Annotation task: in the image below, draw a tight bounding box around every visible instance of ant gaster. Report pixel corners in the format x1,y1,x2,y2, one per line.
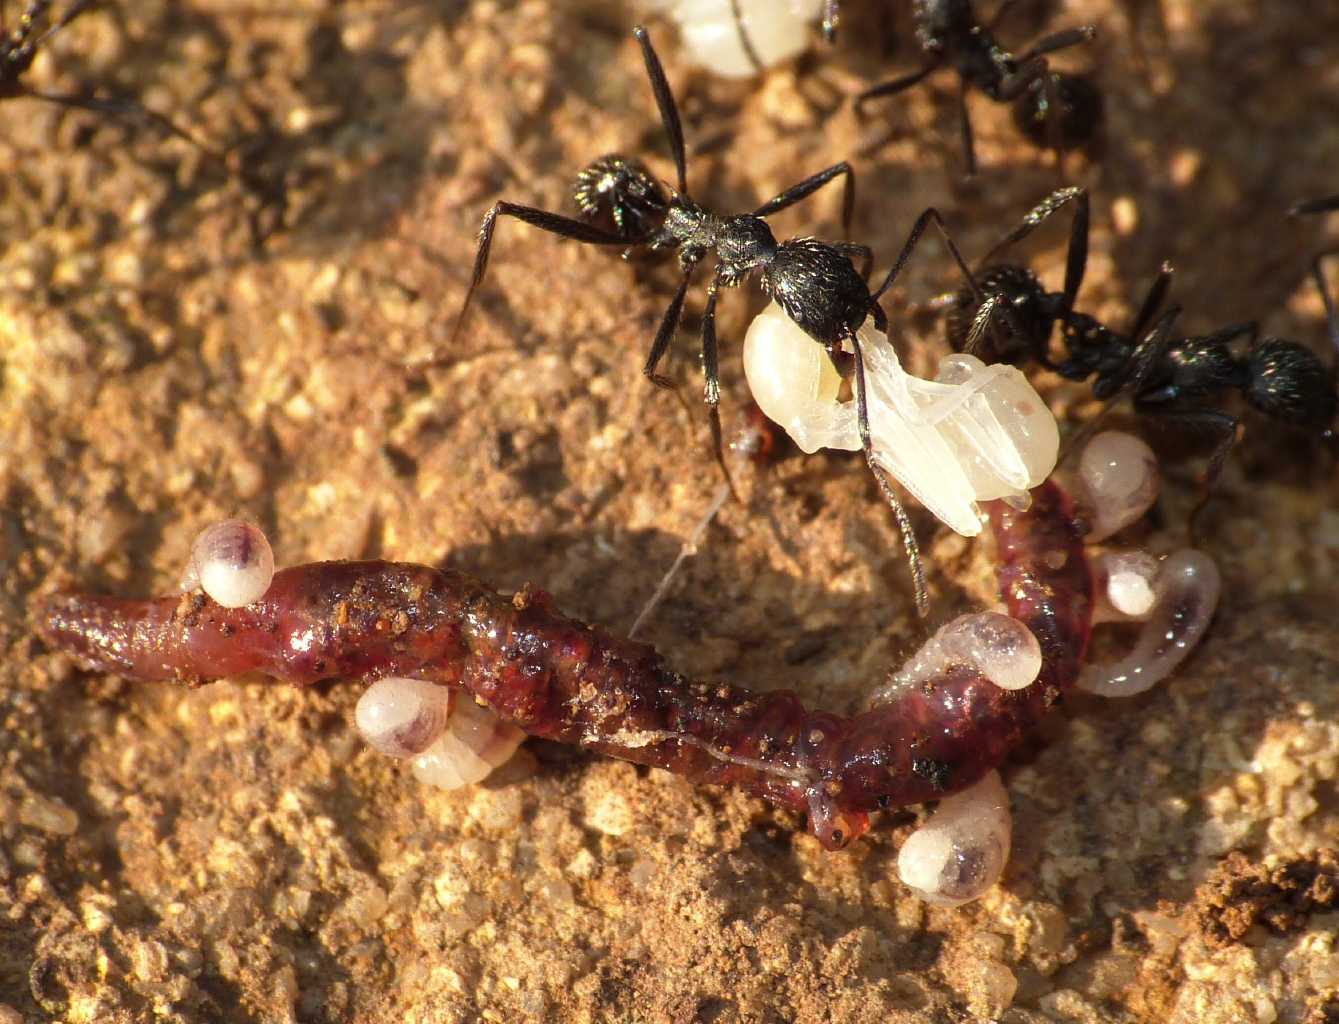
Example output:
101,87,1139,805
452,26,997,616
852,0,1099,175
938,187,1339,519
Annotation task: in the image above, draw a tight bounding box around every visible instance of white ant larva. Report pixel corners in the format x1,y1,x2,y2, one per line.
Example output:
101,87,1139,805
355,678,526,788
646,0,824,78
898,769,1012,907
742,300,1060,537
184,519,275,608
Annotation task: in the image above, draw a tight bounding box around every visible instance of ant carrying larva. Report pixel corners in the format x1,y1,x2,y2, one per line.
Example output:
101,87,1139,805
935,186,1339,523
452,24,1030,614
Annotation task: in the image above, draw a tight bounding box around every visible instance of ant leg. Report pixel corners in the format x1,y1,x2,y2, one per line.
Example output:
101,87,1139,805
988,0,1021,31
1308,250,1339,358
1290,194,1339,217
726,0,764,75
1198,321,1260,350
1041,72,1067,177
450,202,629,346
832,242,874,280
643,263,698,388
822,0,840,42
957,79,978,178
1139,408,1240,540
1015,25,1099,64
980,186,1090,316
753,161,857,237
871,206,980,306
849,328,929,618
1094,303,1183,401
853,58,943,113
699,274,739,497
634,27,689,194
1127,261,1175,343
22,89,225,159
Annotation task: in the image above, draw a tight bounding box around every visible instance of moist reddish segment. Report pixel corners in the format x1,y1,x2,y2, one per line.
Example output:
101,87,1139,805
36,481,1091,850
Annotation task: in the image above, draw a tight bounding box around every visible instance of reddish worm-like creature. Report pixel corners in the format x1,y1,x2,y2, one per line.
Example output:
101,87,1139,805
36,479,1091,850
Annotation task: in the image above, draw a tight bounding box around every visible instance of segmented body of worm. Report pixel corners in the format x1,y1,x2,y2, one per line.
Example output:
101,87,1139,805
37,480,1090,851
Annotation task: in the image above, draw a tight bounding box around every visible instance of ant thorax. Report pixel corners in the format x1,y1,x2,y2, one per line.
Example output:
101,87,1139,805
656,199,715,258
714,216,780,281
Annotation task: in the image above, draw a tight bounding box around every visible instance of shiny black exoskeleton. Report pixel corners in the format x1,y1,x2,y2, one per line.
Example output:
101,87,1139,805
853,0,1099,174
571,154,670,244
941,187,1339,502
454,26,993,615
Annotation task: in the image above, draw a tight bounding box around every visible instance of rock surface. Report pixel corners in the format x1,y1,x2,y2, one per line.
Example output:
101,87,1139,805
3,1,1339,1021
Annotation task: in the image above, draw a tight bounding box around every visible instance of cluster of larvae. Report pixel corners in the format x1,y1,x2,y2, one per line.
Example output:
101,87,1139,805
176,411,1218,905
183,522,525,790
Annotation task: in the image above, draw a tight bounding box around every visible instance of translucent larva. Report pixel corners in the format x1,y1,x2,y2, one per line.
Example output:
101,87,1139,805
186,519,275,608
898,770,1012,907
1075,431,1160,542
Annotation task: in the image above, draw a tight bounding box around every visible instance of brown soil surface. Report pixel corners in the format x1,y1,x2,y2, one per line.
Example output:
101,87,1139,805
3,1,1339,1021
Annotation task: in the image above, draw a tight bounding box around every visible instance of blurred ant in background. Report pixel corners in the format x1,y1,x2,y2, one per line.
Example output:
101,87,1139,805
850,0,1101,175
936,187,1339,522
2,0,286,244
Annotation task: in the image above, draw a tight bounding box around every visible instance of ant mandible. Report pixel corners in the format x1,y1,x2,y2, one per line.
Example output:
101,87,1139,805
936,187,1339,520
851,0,1099,176
452,25,997,615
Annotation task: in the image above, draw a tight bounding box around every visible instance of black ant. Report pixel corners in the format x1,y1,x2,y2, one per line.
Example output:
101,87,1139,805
452,26,999,615
935,187,1339,519
2,0,286,244
851,0,1099,176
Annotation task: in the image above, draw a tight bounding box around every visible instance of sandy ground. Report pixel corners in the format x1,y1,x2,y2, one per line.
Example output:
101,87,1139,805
3,0,1339,1021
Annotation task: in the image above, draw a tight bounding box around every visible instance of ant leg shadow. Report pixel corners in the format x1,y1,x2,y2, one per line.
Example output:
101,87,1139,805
1140,408,1240,543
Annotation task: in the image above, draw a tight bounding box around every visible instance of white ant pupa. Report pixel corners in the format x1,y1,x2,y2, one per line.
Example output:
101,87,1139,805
646,0,824,78
742,300,1060,537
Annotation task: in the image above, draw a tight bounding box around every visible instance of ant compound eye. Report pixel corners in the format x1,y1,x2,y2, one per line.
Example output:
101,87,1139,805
186,519,275,608
898,770,1011,906
660,0,823,78
742,302,859,454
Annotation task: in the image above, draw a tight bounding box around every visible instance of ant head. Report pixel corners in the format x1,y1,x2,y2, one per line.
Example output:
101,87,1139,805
1011,72,1104,150
572,155,670,244
717,215,778,273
